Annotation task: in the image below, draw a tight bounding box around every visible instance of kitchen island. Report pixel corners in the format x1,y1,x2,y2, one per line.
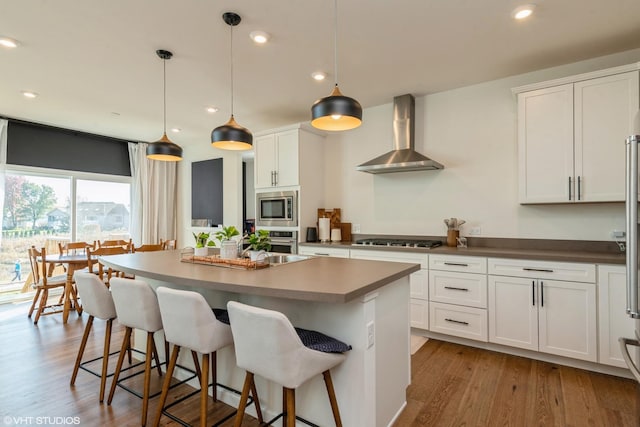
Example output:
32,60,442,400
101,250,420,427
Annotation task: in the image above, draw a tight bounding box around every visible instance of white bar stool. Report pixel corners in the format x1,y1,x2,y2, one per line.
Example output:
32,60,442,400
153,287,263,427
70,271,118,402
107,277,165,426
227,301,350,427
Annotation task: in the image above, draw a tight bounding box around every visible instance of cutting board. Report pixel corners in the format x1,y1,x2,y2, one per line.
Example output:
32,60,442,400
317,208,341,231
340,222,352,242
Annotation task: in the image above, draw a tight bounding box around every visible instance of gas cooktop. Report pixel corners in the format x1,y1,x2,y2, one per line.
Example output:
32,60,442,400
353,238,442,249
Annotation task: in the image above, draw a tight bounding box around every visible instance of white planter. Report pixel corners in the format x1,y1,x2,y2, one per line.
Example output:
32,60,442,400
220,241,238,259
248,250,267,262
194,247,208,256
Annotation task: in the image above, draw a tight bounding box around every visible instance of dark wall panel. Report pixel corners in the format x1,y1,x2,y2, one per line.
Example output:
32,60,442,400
191,158,223,226
7,120,131,176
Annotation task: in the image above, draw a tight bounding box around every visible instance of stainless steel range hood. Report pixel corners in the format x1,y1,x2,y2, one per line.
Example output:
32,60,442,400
356,94,444,174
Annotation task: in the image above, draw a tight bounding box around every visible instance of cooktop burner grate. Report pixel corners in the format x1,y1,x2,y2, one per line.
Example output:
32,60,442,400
354,238,442,248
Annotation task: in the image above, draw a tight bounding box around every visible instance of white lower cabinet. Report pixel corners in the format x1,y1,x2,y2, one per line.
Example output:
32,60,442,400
488,258,597,362
350,249,429,330
598,264,638,368
428,255,488,342
298,246,350,258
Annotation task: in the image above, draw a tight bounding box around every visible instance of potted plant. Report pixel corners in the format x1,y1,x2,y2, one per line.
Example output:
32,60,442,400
246,229,271,261
193,232,215,256
215,225,240,259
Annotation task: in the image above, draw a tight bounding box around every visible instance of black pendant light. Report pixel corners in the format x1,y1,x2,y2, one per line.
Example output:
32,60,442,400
146,49,183,161
211,12,253,151
311,0,362,131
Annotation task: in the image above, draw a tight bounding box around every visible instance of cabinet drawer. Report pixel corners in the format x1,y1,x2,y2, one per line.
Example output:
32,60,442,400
488,258,595,283
410,298,429,330
430,255,487,274
350,249,428,268
429,271,487,308
298,246,349,258
429,302,488,342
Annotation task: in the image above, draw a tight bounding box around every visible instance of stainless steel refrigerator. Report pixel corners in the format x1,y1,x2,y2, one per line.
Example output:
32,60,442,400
621,110,640,383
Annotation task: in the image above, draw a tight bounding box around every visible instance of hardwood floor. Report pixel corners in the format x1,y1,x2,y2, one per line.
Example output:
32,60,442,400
396,339,640,426
1,301,639,426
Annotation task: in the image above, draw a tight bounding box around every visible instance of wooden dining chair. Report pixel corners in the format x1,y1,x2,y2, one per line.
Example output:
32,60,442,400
133,243,163,252
98,239,132,252
87,246,129,284
160,239,177,250
59,241,95,256
27,246,68,324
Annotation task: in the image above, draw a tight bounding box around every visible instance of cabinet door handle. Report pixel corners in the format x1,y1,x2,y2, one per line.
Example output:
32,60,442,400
523,267,553,273
270,171,275,186
577,176,581,201
274,170,278,186
444,286,469,292
532,280,535,306
444,262,469,267
568,176,572,201
445,318,469,326
541,281,544,307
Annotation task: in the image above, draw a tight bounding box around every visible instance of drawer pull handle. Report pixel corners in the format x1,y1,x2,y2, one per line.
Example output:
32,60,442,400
523,268,554,273
445,318,469,326
314,253,330,256
444,286,469,292
444,262,469,267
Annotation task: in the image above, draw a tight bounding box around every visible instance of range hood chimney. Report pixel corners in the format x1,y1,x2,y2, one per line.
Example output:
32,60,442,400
356,94,444,174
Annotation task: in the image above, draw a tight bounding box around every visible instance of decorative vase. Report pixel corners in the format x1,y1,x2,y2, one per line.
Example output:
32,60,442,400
248,250,267,262
194,247,208,256
220,240,238,259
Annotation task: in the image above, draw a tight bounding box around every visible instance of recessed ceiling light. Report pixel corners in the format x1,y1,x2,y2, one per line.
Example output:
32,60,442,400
171,128,181,133
249,31,270,44
21,91,38,98
512,4,536,20
206,106,219,113
311,71,327,81
0,37,18,48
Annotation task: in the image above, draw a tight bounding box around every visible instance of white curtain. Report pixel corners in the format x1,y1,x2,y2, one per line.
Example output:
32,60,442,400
0,120,7,246
128,142,177,246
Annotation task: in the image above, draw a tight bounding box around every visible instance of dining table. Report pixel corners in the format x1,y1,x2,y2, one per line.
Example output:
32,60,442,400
42,253,95,323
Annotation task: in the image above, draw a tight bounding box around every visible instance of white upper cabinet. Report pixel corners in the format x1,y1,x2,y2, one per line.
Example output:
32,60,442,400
516,66,639,204
255,130,299,189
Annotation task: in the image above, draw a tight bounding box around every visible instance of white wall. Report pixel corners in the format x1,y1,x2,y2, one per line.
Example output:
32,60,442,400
324,49,640,241
177,144,244,247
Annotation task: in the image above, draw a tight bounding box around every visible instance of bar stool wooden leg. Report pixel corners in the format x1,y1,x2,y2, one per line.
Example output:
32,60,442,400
70,315,94,386
107,326,132,405
234,372,253,427
149,333,162,376
285,387,295,427
153,345,180,427
142,331,155,426
99,318,113,402
323,370,343,427
191,350,202,381
250,375,263,423
211,351,217,403
200,352,209,427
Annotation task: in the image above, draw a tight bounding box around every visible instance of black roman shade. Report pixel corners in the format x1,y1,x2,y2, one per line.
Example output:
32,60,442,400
7,120,131,176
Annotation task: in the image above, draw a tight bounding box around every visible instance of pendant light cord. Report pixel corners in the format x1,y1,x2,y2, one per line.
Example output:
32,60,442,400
163,57,167,134
333,0,338,87
230,22,235,117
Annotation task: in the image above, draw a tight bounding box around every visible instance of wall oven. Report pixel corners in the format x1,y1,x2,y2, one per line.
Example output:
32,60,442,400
243,230,298,254
256,191,298,227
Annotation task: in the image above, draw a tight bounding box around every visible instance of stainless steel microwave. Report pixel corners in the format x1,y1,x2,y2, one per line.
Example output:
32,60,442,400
256,191,298,227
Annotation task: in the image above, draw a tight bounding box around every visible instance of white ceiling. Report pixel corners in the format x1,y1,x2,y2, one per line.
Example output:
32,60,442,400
1,0,640,148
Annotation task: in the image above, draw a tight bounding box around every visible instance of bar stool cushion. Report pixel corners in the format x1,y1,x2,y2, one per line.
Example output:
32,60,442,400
109,278,163,333
74,272,116,320
227,301,348,390
295,328,352,353
156,287,233,355
212,308,230,325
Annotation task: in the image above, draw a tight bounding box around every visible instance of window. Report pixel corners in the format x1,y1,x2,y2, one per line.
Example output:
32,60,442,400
0,167,131,293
